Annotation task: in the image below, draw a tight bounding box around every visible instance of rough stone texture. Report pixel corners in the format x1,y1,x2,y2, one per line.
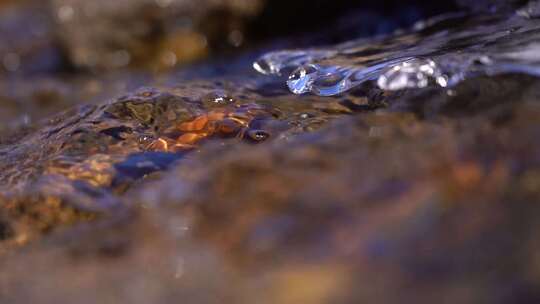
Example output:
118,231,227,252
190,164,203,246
0,72,539,303
0,74,380,249
1,2,540,304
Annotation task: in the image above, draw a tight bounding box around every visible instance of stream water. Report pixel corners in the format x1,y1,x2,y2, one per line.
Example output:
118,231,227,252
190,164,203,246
255,12,540,95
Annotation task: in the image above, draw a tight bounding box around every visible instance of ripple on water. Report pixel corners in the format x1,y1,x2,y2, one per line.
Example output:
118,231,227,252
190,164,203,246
254,12,540,96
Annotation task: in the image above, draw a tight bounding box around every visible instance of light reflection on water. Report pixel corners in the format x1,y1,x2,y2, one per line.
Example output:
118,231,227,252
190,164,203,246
255,12,540,95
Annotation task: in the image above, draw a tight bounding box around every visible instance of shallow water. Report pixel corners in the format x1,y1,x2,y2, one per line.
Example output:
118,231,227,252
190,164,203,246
254,12,540,95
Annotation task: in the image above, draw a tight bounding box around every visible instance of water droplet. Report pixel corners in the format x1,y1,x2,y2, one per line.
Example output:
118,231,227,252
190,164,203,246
246,130,270,143
287,64,319,94
287,64,359,96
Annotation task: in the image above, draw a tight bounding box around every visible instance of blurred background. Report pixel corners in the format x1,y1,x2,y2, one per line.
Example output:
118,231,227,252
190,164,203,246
0,0,480,75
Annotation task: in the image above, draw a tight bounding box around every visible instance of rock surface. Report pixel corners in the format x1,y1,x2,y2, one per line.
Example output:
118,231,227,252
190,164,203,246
1,1,540,304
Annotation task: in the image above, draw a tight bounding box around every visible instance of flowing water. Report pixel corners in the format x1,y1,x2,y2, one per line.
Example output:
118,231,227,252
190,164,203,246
254,12,540,95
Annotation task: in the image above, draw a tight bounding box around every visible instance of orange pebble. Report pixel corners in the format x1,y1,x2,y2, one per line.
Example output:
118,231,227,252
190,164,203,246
178,115,208,132
148,138,169,152
177,132,207,145
207,110,227,121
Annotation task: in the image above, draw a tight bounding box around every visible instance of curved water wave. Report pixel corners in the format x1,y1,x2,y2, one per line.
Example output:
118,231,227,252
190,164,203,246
254,12,540,96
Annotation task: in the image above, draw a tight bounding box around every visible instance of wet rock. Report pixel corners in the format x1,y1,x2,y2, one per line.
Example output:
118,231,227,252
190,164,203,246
0,4,540,304
127,75,540,303
0,76,366,247
1,72,540,302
